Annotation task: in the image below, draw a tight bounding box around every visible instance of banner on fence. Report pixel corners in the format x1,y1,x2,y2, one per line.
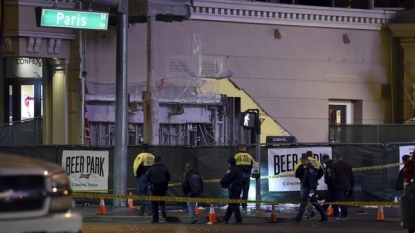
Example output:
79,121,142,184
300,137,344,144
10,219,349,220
267,147,332,191
62,150,109,192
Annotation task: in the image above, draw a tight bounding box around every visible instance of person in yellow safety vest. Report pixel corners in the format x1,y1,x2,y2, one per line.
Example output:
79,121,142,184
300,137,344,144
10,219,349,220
133,144,155,216
233,144,256,211
294,151,324,218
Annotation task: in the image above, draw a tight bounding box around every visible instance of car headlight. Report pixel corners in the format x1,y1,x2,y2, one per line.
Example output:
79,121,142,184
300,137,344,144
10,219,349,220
50,172,70,195
49,172,73,212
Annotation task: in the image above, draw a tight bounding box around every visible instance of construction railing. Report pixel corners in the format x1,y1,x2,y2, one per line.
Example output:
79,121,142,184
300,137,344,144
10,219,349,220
329,124,415,144
0,117,43,146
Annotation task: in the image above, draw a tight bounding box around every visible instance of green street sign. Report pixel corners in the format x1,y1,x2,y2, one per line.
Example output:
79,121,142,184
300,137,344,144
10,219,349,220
35,8,109,31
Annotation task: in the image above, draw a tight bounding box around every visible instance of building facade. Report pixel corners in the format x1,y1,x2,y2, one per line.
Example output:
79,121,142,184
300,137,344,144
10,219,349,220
1,0,414,145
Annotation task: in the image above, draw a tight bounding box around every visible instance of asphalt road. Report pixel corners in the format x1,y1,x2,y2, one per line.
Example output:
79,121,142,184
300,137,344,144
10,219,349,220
83,221,406,233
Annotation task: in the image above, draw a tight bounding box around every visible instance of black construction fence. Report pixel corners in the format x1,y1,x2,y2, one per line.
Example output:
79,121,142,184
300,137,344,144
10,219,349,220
0,143,410,206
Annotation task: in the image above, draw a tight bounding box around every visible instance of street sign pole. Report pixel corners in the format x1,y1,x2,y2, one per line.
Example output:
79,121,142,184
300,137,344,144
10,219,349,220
77,0,128,208
112,5,128,208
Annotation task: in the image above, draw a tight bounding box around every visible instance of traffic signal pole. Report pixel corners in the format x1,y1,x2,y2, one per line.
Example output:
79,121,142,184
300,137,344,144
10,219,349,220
242,109,261,211
254,110,261,211
256,130,261,211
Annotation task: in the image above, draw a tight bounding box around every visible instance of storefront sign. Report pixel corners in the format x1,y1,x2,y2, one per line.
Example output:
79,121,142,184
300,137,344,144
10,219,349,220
266,136,297,144
62,150,109,192
267,147,332,191
5,57,43,78
36,8,109,30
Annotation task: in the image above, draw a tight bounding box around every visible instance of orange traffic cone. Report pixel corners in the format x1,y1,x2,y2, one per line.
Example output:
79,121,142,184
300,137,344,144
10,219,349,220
128,192,134,209
97,197,109,215
268,204,277,223
376,206,385,221
195,202,200,215
207,203,217,224
327,205,333,215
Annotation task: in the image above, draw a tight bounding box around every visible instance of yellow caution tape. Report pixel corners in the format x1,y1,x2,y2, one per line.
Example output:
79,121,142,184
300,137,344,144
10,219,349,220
72,192,398,206
256,162,403,180
351,162,402,172
73,162,403,192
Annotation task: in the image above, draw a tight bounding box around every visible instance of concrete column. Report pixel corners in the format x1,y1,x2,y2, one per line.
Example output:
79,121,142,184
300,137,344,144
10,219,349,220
51,69,68,144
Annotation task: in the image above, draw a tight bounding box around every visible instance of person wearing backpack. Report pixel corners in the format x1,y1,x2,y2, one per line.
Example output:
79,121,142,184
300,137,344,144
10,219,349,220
181,163,204,224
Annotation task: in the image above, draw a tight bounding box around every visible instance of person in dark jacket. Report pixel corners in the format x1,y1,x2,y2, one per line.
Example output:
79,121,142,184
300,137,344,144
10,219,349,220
321,154,339,217
331,154,354,221
294,151,323,217
220,157,243,224
182,163,204,224
403,153,415,187
292,156,328,223
145,156,171,223
397,155,411,201
233,144,256,211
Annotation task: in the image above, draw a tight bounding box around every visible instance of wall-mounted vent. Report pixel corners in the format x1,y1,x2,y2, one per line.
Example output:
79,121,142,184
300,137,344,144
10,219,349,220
200,56,223,77
168,58,188,73
166,55,224,78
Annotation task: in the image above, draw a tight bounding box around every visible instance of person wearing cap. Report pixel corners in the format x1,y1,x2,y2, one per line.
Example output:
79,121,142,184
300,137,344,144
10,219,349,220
181,163,204,224
220,157,244,224
133,144,155,216
146,156,171,223
233,144,256,211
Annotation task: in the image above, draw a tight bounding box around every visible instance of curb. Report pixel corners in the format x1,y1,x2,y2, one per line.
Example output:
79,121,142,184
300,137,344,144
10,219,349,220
82,215,292,224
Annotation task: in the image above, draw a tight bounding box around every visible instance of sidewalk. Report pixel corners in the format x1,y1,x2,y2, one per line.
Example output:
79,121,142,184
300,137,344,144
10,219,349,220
77,204,401,224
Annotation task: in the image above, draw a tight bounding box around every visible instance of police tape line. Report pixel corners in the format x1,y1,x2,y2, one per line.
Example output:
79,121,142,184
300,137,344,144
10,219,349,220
72,192,398,206
166,162,404,187
73,162,403,192
351,162,402,172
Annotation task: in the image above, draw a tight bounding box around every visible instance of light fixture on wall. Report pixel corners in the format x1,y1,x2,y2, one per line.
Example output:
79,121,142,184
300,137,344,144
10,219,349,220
49,58,65,71
274,29,286,39
343,34,354,44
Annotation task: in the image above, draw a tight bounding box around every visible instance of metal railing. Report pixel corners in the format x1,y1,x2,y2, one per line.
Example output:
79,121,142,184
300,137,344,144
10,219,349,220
2,120,415,146
0,117,43,146
257,0,407,9
329,124,415,144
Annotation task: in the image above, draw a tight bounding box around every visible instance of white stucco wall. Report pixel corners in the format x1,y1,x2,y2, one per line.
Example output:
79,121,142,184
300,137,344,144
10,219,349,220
85,18,392,142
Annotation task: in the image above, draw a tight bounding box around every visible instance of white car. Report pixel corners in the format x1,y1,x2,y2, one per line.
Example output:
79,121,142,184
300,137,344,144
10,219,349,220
0,153,82,233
